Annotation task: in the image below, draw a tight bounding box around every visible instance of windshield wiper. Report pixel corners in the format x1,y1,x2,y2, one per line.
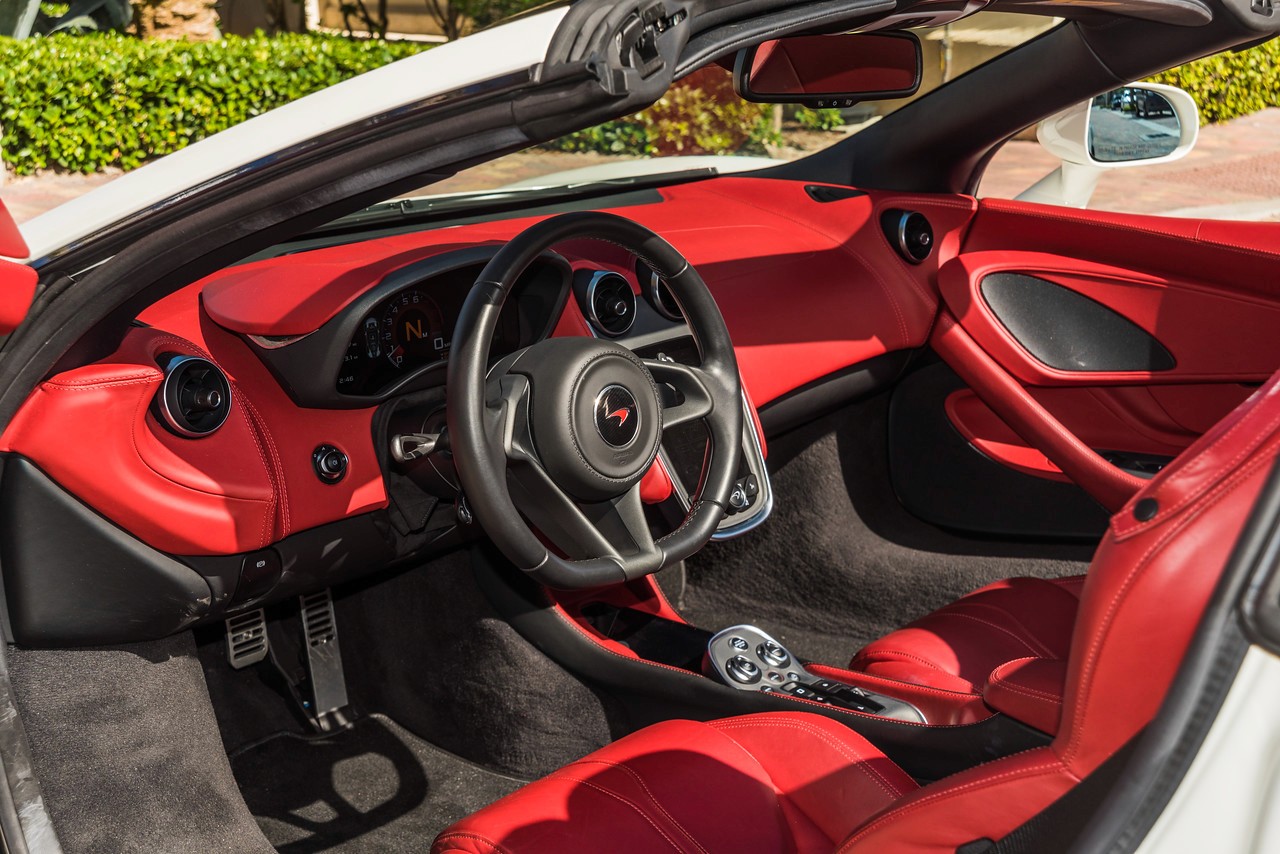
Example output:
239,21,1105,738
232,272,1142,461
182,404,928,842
312,167,719,233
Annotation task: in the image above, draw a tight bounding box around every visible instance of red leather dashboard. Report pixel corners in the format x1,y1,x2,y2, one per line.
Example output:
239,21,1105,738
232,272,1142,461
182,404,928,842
0,177,951,555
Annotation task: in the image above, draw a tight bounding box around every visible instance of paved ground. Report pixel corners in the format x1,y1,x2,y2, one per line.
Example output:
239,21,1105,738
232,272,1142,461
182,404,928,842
5,108,1280,224
979,108,1280,221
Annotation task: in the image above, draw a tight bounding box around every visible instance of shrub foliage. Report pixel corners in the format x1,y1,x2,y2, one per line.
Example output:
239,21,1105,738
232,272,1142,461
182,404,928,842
548,67,779,158
3,32,1276,176
0,32,426,175
1146,40,1280,125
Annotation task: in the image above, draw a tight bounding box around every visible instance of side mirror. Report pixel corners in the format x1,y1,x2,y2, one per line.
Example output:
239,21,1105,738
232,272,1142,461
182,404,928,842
1016,82,1199,208
733,32,922,108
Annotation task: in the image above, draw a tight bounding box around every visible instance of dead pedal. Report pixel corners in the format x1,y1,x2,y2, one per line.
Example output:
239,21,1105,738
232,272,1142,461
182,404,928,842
225,608,269,669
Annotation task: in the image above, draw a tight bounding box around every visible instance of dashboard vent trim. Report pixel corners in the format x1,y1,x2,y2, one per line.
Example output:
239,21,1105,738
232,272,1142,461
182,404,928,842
153,354,232,438
584,270,637,337
881,209,934,264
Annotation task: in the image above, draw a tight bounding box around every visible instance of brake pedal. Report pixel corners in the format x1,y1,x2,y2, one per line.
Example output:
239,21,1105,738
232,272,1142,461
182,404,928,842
299,589,351,732
225,609,269,669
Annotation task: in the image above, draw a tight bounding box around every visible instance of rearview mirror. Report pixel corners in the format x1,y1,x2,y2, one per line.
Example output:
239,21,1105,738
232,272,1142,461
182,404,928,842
733,32,923,108
1017,82,1199,209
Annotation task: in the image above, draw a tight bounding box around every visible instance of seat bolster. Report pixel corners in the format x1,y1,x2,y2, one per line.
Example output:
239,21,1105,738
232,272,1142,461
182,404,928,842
708,713,918,847
838,747,1076,853
849,576,1083,693
983,657,1068,735
433,714,916,854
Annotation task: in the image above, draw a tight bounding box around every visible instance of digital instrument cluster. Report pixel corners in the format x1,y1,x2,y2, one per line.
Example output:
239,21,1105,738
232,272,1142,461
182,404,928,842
333,257,564,398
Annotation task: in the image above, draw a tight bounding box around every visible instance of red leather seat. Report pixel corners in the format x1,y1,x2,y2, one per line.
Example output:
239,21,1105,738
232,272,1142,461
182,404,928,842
434,370,1280,854
849,574,1083,695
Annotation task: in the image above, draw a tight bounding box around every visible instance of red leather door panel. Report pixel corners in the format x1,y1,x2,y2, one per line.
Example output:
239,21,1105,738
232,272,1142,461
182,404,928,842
939,199,1280,498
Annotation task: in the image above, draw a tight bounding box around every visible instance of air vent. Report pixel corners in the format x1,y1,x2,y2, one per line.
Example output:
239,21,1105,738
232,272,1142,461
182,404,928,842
585,271,637,337
637,260,683,321
882,210,934,264
153,354,232,438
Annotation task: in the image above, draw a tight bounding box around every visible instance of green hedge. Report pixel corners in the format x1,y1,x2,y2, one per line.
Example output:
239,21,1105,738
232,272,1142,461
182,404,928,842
1147,40,1280,125
547,67,779,159
0,32,427,175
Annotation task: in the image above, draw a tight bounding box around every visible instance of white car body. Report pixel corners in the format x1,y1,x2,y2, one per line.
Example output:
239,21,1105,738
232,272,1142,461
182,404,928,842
14,6,570,264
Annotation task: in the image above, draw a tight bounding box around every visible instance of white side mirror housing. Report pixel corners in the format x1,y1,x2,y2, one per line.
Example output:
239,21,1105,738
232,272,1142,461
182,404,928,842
1016,82,1199,208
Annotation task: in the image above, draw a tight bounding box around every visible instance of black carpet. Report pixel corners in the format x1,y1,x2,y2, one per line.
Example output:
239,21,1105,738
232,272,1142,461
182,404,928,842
333,550,624,778
7,634,276,854
678,393,1097,667
232,714,524,853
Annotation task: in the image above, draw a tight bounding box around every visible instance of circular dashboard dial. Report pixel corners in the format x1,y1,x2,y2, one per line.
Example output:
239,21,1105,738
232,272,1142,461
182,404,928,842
381,289,446,370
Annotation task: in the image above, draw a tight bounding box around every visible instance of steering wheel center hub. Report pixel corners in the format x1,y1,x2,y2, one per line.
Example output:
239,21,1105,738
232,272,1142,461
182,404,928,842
518,338,662,501
594,384,641,448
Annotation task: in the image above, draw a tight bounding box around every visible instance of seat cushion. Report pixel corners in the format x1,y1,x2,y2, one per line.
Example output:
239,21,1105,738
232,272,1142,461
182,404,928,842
431,712,918,854
848,575,1084,695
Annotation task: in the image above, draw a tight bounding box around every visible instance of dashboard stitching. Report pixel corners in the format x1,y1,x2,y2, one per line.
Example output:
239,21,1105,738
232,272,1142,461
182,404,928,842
239,393,290,539
148,334,278,545
109,375,273,513
42,376,159,392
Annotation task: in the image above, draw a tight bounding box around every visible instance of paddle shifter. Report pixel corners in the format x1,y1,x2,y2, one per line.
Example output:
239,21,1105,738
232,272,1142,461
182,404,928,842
707,625,925,723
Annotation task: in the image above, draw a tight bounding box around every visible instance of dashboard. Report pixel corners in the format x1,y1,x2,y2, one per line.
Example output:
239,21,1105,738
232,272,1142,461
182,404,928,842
233,247,571,407
0,176,962,646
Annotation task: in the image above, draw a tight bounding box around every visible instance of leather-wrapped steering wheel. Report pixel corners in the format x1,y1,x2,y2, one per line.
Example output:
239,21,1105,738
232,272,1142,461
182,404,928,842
447,212,743,589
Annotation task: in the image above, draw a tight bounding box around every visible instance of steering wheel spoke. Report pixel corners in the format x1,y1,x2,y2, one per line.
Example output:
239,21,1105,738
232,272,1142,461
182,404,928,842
644,358,716,429
489,370,660,574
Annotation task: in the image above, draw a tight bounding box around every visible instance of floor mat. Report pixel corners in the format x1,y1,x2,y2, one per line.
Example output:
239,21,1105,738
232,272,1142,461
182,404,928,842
679,393,1095,667
230,714,525,853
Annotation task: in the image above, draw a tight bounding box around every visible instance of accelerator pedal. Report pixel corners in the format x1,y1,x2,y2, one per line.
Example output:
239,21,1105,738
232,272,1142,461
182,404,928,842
299,589,352,732
225,608,269,669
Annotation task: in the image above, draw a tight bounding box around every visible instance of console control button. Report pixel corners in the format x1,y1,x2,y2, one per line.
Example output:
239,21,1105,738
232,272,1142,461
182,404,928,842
743,474,759,497
757,641,790,668
729,636,749,651
726,656,762,684
728,485,749,512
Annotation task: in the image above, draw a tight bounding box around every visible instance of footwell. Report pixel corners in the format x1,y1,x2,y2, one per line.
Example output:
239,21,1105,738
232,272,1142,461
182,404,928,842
230,713,525,852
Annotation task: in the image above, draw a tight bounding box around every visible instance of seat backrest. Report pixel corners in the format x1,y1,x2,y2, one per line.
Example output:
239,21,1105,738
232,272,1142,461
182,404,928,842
843,370,1280,852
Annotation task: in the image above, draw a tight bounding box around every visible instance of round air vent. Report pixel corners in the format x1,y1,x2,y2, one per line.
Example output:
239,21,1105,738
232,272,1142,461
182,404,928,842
585,271,636,337
153,354,232,438
637,260,683,322
884,210,934,264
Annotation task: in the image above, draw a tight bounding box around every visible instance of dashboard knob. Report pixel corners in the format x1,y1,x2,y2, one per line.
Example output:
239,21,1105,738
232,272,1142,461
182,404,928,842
313,445,348,484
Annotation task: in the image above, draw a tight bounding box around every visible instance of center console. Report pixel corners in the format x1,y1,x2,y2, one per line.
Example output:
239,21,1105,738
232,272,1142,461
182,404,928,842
706,625,924,722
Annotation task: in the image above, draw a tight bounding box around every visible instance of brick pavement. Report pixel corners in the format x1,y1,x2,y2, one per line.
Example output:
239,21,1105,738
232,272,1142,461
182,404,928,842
4,109,1280,225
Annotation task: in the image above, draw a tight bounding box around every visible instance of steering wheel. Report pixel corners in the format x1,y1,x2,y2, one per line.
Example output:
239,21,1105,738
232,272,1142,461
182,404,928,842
447,212,743,589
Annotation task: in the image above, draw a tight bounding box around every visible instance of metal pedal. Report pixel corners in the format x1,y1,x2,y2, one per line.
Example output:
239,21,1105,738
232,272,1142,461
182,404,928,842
225,608,269,669
299,589,351,732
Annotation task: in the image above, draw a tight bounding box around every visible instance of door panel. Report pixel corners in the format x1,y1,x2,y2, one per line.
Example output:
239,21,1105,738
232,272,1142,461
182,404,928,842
938,251,1280,386
922,199,1280,523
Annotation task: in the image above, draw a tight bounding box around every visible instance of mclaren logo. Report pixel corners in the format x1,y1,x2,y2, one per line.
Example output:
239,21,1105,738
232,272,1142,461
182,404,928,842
594,385,640,448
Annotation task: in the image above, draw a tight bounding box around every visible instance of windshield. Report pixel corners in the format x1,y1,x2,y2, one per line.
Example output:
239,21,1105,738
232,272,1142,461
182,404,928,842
378,12,1059,209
